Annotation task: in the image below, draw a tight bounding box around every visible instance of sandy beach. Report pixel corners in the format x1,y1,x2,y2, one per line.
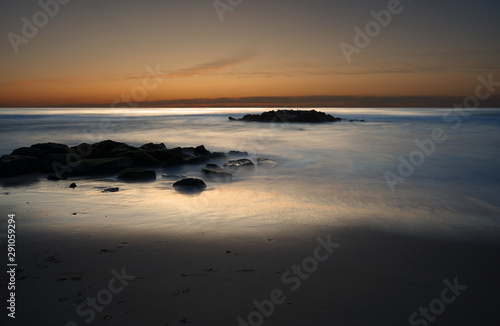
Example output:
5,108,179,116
1,179,500,325
2,218,500,325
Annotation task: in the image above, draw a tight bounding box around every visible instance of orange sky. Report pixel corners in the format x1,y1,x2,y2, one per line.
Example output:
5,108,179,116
1,0,499,107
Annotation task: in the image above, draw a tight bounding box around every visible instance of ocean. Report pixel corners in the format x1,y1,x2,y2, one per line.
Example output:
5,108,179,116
1,107,499,243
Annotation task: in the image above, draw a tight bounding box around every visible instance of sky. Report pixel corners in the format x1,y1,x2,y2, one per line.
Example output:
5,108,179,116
0,0,499,108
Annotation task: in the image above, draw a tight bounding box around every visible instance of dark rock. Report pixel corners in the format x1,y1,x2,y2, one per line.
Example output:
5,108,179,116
89,140,137,159
228,151,248,157
209,152,228,159
0,155,41,178
183,155,210,165
69,183,77,188
181,147,195,156
41,154,71,172
229,109,341,123
201,164,232,182
117,168,156,182
102,187,119,193
69,143,93,158
11,142,70,159
194,145,210,156
132,150,162,167
257,158,278,167
140,143,167,151
47,174,67,181
148,147,183,162
72,157,134,176
223,159,255,169
163,155,184,167
173,178,207,190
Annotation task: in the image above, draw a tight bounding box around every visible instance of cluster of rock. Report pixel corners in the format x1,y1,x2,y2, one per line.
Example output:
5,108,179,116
228,109,342,123
0,140,277,191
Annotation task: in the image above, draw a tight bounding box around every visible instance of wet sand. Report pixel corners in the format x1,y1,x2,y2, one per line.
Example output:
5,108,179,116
1,214,499,326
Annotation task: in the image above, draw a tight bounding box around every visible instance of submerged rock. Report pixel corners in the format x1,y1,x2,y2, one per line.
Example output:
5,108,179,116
257,158,278,167
173,178,207,190
229,110,341,123
69,183,77,188
201,164,232,182
117,168,156,182
102,187,119,193
223,159,255,169
228,150,248,157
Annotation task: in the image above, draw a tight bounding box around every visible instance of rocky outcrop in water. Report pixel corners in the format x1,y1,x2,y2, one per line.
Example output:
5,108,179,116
0,141,276,183
228,109,342,123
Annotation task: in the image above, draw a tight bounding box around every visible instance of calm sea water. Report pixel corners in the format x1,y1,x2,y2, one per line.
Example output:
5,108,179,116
0,108,499,242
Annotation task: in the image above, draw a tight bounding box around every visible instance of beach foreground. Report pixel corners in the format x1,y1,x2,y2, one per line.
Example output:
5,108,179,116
1,215,499,326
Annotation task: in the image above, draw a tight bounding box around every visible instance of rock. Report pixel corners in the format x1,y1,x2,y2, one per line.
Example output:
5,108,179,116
201,164,232,182
194,145,210,156
173,178,207,190
72,157,134,176
183,155,210,165
229,109,341,123
0,155,41,178
47,174,67,181
102,187,119,193
140,143,167,151
257,158,278,167
40,154,70,172
89,140,137,158
132,150,162,167
163,154,184,167
11,142,70,159
69,143,93,158
69,183,77,188
148,147,183,162
117,168,156,182
209,152,228,159
228,150,248,157
223,159,255,169
181,147,195,156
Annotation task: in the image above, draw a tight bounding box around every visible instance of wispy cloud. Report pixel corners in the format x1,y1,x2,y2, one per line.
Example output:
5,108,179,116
0,52,256,88
158,52,255,78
